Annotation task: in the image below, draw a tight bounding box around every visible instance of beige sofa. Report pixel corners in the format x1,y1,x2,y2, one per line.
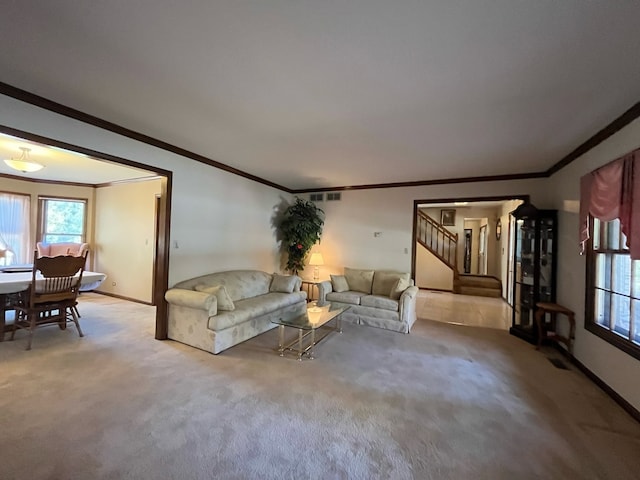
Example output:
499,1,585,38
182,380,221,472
165,270,307,354
317,268,418,333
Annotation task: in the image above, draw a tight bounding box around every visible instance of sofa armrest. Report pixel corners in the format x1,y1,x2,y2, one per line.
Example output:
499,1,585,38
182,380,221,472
165,288,218,316
399,286,419,332
316,280,333,305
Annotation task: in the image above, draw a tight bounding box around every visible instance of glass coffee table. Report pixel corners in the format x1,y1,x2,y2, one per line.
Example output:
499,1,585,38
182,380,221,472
272,302,349,360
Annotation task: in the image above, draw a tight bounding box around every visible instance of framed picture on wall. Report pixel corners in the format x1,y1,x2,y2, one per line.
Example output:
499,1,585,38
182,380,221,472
441,209,456,226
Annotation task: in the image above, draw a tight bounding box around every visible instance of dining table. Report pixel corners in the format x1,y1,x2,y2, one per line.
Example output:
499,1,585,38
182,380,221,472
0,266,107,341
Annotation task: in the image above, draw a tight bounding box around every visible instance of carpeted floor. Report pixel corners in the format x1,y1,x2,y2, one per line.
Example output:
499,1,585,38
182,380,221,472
1,293,639,479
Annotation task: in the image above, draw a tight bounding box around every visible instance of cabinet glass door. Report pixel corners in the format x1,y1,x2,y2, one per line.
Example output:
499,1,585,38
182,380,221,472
514,218,536,330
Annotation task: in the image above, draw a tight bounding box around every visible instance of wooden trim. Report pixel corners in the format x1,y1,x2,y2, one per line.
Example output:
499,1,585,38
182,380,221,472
584,217,640,360
418,287,453,293
411,203,418,280
0,82,292,193
0,124,172,341
293,173,547,194
412,195,528,296
547,101,640,176
0,124,173,178
414,194,530,206
93,290,154,306
0,189,31,198
95,176,164,188
552,345,640,424
3,83,638,190
0,172,95,188
154,176,171,339
37,195,89,244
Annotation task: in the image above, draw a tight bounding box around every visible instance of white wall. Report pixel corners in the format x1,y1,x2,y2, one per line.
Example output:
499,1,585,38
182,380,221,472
315,179,546,278
498,199,524,299
415,243,453,290
94,180,162,303
0,94,290,287
548,117,640,412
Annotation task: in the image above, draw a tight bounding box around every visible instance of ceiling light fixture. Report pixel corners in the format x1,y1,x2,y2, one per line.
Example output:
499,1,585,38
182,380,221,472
4,147,44,173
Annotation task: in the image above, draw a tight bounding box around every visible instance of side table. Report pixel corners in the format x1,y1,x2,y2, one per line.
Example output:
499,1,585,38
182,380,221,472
535,302,576,355
299,278,329,303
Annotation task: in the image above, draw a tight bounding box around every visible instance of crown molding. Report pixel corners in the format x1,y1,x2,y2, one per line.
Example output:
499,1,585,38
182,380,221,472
0,172,95,188
292,172,548,194
2,81,638,192
0,81,292,193
546,101,640,176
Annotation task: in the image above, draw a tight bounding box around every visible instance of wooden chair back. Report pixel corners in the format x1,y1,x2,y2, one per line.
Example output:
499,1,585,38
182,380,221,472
28,250,88,306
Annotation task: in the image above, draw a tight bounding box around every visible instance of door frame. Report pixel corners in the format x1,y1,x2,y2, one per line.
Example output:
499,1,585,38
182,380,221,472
412,195,529,286
0,125,173,340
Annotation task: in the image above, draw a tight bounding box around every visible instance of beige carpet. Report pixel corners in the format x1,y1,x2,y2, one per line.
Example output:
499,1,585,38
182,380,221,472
1,293,639,480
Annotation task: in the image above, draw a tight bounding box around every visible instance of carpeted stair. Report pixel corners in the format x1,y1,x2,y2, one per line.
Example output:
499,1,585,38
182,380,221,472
456,274,502,297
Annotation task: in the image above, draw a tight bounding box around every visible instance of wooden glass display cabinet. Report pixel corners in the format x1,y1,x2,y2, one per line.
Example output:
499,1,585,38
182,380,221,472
510,203,558,344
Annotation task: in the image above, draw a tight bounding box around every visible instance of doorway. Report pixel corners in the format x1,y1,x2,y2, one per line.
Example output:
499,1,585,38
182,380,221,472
0,125,172,339
412,195,528,296
463,228,472,274
479,224,487,275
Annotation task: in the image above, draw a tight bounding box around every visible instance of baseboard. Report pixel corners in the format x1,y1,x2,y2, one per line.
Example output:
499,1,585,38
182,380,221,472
92,290,154,306
552,344,640,423
418,287,453,293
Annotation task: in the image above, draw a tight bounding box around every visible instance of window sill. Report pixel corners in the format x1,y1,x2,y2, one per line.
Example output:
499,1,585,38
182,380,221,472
585,322,640,361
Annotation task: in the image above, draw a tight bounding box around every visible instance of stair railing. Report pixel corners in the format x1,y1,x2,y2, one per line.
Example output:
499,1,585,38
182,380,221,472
416,211,458,272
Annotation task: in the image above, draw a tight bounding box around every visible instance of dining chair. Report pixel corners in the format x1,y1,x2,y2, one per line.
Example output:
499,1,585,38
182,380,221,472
11,250,88,350
37,242,90,319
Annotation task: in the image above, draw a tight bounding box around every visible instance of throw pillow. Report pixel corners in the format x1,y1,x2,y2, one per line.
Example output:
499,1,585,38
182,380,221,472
195,284,235,311
331,274,349,293
390,278,411,300
372,271,411,296
344,267,375,294
270,274,298,293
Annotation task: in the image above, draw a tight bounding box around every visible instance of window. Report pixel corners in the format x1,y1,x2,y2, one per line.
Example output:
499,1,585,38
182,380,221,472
0,192,31,264
38,197,87,244
586,217,640,359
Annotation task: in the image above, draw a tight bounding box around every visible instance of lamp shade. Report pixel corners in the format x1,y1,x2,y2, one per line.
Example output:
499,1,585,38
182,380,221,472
308,252,324,266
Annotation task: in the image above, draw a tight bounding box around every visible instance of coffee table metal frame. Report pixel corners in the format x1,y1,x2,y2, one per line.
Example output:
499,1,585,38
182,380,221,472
273,303,348,360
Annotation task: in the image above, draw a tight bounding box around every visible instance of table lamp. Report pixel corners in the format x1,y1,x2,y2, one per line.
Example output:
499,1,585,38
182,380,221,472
308,252,324,280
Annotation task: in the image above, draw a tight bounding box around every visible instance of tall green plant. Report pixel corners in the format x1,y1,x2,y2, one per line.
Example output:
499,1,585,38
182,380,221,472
279,198,325,274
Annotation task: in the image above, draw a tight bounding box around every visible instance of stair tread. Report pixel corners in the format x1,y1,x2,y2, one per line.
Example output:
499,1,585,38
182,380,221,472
458,285,502,298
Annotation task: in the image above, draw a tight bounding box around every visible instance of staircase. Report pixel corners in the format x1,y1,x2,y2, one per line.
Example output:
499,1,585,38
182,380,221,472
456,274,502,298
416,211,460,289
415,211,503,298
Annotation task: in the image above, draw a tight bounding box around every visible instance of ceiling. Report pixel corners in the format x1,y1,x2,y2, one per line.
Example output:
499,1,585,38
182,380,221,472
1,1,639,190
0,133,155,184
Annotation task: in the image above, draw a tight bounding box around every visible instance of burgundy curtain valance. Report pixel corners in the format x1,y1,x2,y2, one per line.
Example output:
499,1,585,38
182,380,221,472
579,148,640,259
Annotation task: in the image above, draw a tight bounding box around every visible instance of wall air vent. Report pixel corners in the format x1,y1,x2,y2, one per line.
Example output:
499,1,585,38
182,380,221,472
327,192,341,201
310,193,324,202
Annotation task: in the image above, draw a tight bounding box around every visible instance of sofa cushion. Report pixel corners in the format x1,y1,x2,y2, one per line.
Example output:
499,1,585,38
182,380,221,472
174,270,273,301
390,277,412,300
326,291,366,305
360,295,400,312
344,267,374,294
195,284,235,311
270,274,298,293
208,291,306,330
372,271,411,297
330,275,349,293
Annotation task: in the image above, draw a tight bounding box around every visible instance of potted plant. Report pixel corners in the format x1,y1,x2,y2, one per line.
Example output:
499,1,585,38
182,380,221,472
278,198,325,275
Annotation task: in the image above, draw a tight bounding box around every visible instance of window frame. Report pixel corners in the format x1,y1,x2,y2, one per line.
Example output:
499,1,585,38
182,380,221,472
585,216,640,360
37,195,88,245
